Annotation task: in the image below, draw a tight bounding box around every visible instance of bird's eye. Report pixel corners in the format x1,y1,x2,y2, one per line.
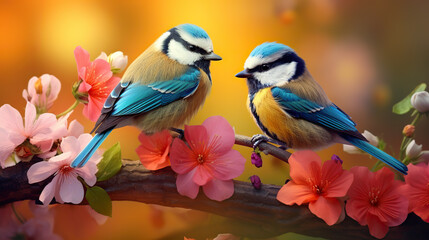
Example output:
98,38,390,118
188,45,196,51
261,64,270,71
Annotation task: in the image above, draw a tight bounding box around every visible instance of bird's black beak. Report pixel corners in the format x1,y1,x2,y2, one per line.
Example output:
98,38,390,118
235,70,252,78
204,52,222,61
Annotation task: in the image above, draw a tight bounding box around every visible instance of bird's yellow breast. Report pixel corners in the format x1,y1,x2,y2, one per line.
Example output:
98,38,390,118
251,87,333,149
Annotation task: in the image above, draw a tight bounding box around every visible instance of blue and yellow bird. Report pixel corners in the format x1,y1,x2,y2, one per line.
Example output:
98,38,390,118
235,42,407,174
71,24,221,168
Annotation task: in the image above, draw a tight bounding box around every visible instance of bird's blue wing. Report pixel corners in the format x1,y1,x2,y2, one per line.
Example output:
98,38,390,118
112,68,200,116
271,87,365,140
92,67,200,133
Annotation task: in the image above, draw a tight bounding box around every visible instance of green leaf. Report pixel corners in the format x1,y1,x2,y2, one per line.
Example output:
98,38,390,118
392,83,426,115
85,186,112,217
96,143,122,181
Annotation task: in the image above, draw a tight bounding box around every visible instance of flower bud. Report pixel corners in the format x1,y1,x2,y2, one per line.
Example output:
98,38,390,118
251,152,262,168
343,130,379,154
22,74,61,113
250,175,261,190
402,125,415,138
411,91,429,113
331,154,343,164
108,51,128,73
362,130,379,147
406,140,422,159
97,51,128,73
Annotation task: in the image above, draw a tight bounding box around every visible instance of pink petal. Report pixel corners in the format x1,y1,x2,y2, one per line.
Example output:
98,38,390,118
367,214,389,239
30,112,57,136
176,169,200,199
49,111,72,140
61,136,81,158
48,152,72,163
405,163,429,189
27,161,59,184
277,181,317,205
309,196,342,226
345,198,370,225
202,179,234,201
0,104,24,136
41,74,61,107
78,80,92,93
413,205,429,223
75,161,98,186
77,134,94,150
170,138,197,174
84,95,103,122
59,174,85,204
30,135,53,153
26,76,38,98
68,120,84,138
184,125,209,152
202,116,235,154
289,151,322,185
137,130,172,170
39,175,58,205
209,149,245,180
322,160,354,198
90,59,113,84
74,46,91,75
24,102,37,135
192,165,212,186
0,129,17,168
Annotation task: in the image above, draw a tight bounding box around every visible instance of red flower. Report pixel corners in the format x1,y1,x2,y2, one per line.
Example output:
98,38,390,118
136,130,172,170
346,167,408,239
276,151,353,225
170,116,245,201
400,163,429,222
74,46,120,122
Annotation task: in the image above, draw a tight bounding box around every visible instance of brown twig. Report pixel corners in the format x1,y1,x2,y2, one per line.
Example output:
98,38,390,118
0,135,427,239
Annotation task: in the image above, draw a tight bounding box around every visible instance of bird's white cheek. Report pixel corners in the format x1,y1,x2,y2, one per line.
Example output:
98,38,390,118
254,62,297,86
168,40,201,65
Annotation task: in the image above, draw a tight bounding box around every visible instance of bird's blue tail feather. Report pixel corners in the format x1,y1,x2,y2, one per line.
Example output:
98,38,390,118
71,129,113,168
342,135,408,174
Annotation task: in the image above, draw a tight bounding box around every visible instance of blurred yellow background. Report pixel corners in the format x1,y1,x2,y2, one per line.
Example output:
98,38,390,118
1,0,428,239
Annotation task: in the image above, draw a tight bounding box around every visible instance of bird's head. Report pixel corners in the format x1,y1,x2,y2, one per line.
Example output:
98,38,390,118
236,42,305,92
156,24,222,69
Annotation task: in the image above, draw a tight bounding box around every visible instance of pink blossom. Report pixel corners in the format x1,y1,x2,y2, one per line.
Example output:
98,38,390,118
277,151,353,225
346,167,408,239
22,74,61,113
0,202,61,240
74,46,120,122
400,163,429,222
0,102,57,168
170,116,245,201
27,134,101,205
136,130,172,170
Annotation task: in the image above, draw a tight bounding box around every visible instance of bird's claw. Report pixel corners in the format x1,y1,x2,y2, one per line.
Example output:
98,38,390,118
251,134,270,149
170,128,185,139
251,134,288,150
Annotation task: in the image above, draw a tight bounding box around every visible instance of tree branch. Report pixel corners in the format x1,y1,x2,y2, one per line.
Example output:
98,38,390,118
0,135,427,239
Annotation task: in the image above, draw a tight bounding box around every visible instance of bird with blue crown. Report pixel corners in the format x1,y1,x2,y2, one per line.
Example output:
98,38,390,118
71,23,221,168
236,42,407,174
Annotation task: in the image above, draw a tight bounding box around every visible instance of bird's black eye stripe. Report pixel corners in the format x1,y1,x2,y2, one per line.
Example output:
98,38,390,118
186,44,208,55
248,52,305,74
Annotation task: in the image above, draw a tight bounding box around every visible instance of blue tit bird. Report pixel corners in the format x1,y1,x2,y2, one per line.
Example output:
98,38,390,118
71,23,222,168
235,42,407,174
